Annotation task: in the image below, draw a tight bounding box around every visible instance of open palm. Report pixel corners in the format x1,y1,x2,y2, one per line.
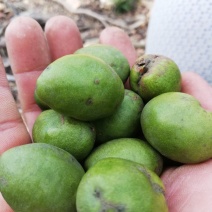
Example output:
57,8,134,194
1,16,212,212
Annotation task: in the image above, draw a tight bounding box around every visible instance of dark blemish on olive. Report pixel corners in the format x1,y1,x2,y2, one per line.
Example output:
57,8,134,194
136,59,150,75
93,189,101,198
133,95,139,100
137,166,165,194
137,61,145,67
94,79,100,84
101,202,126,212
90,126,96,133
116,205,126,212
86,98,93,105
137,166,151,181
152,183,165,195
45,65,51,71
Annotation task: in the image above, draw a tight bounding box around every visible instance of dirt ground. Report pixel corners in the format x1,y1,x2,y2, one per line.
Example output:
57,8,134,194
0,0,154,103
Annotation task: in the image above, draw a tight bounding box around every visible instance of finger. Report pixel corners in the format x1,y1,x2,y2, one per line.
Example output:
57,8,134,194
0,193,13,212
44,15,83,60
0,57,30,155
161,160,212,211
181,71,212,111
5,17,52,134
99,26,137,67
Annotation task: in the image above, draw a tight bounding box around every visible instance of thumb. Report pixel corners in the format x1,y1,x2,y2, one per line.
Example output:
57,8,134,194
181,71,212,111
161,159,212,212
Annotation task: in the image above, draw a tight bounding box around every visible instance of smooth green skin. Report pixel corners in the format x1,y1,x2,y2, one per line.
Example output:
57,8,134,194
76,158,168,212
93,89,144,144
35,54,125,121
34,90,49,110
32,109,96,161
84,138,163,175
75,44,130,83
130,54,181,102
141,92,212,163
0,143,85,212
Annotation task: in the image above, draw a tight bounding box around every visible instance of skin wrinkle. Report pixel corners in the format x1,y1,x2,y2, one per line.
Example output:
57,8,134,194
0,125,31,155
0,107,22,127
177,191,194,212
14,69,44,111
22,103,41,115
0,70,21,123
0,85,15,95
170,177,212,212
0,57,31,153
0,85,16,103
0,57,11,87
0,117,23,133
162,172,186,203
0,79,10,90
13,64,48,75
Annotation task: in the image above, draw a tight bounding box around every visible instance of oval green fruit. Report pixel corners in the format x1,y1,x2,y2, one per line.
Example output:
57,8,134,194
84,138,163,175
93,89,144,144
141,92,212,163
32,109,96,161
76,158,168,212
0,143,85,212
75,44,130,82
35,54,125,121
130,54,181,102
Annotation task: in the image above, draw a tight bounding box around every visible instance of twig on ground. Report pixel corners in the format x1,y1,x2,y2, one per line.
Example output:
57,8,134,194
53,0,145,30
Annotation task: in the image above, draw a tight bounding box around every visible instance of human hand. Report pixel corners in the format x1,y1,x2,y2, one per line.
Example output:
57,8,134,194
1,15,212,212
